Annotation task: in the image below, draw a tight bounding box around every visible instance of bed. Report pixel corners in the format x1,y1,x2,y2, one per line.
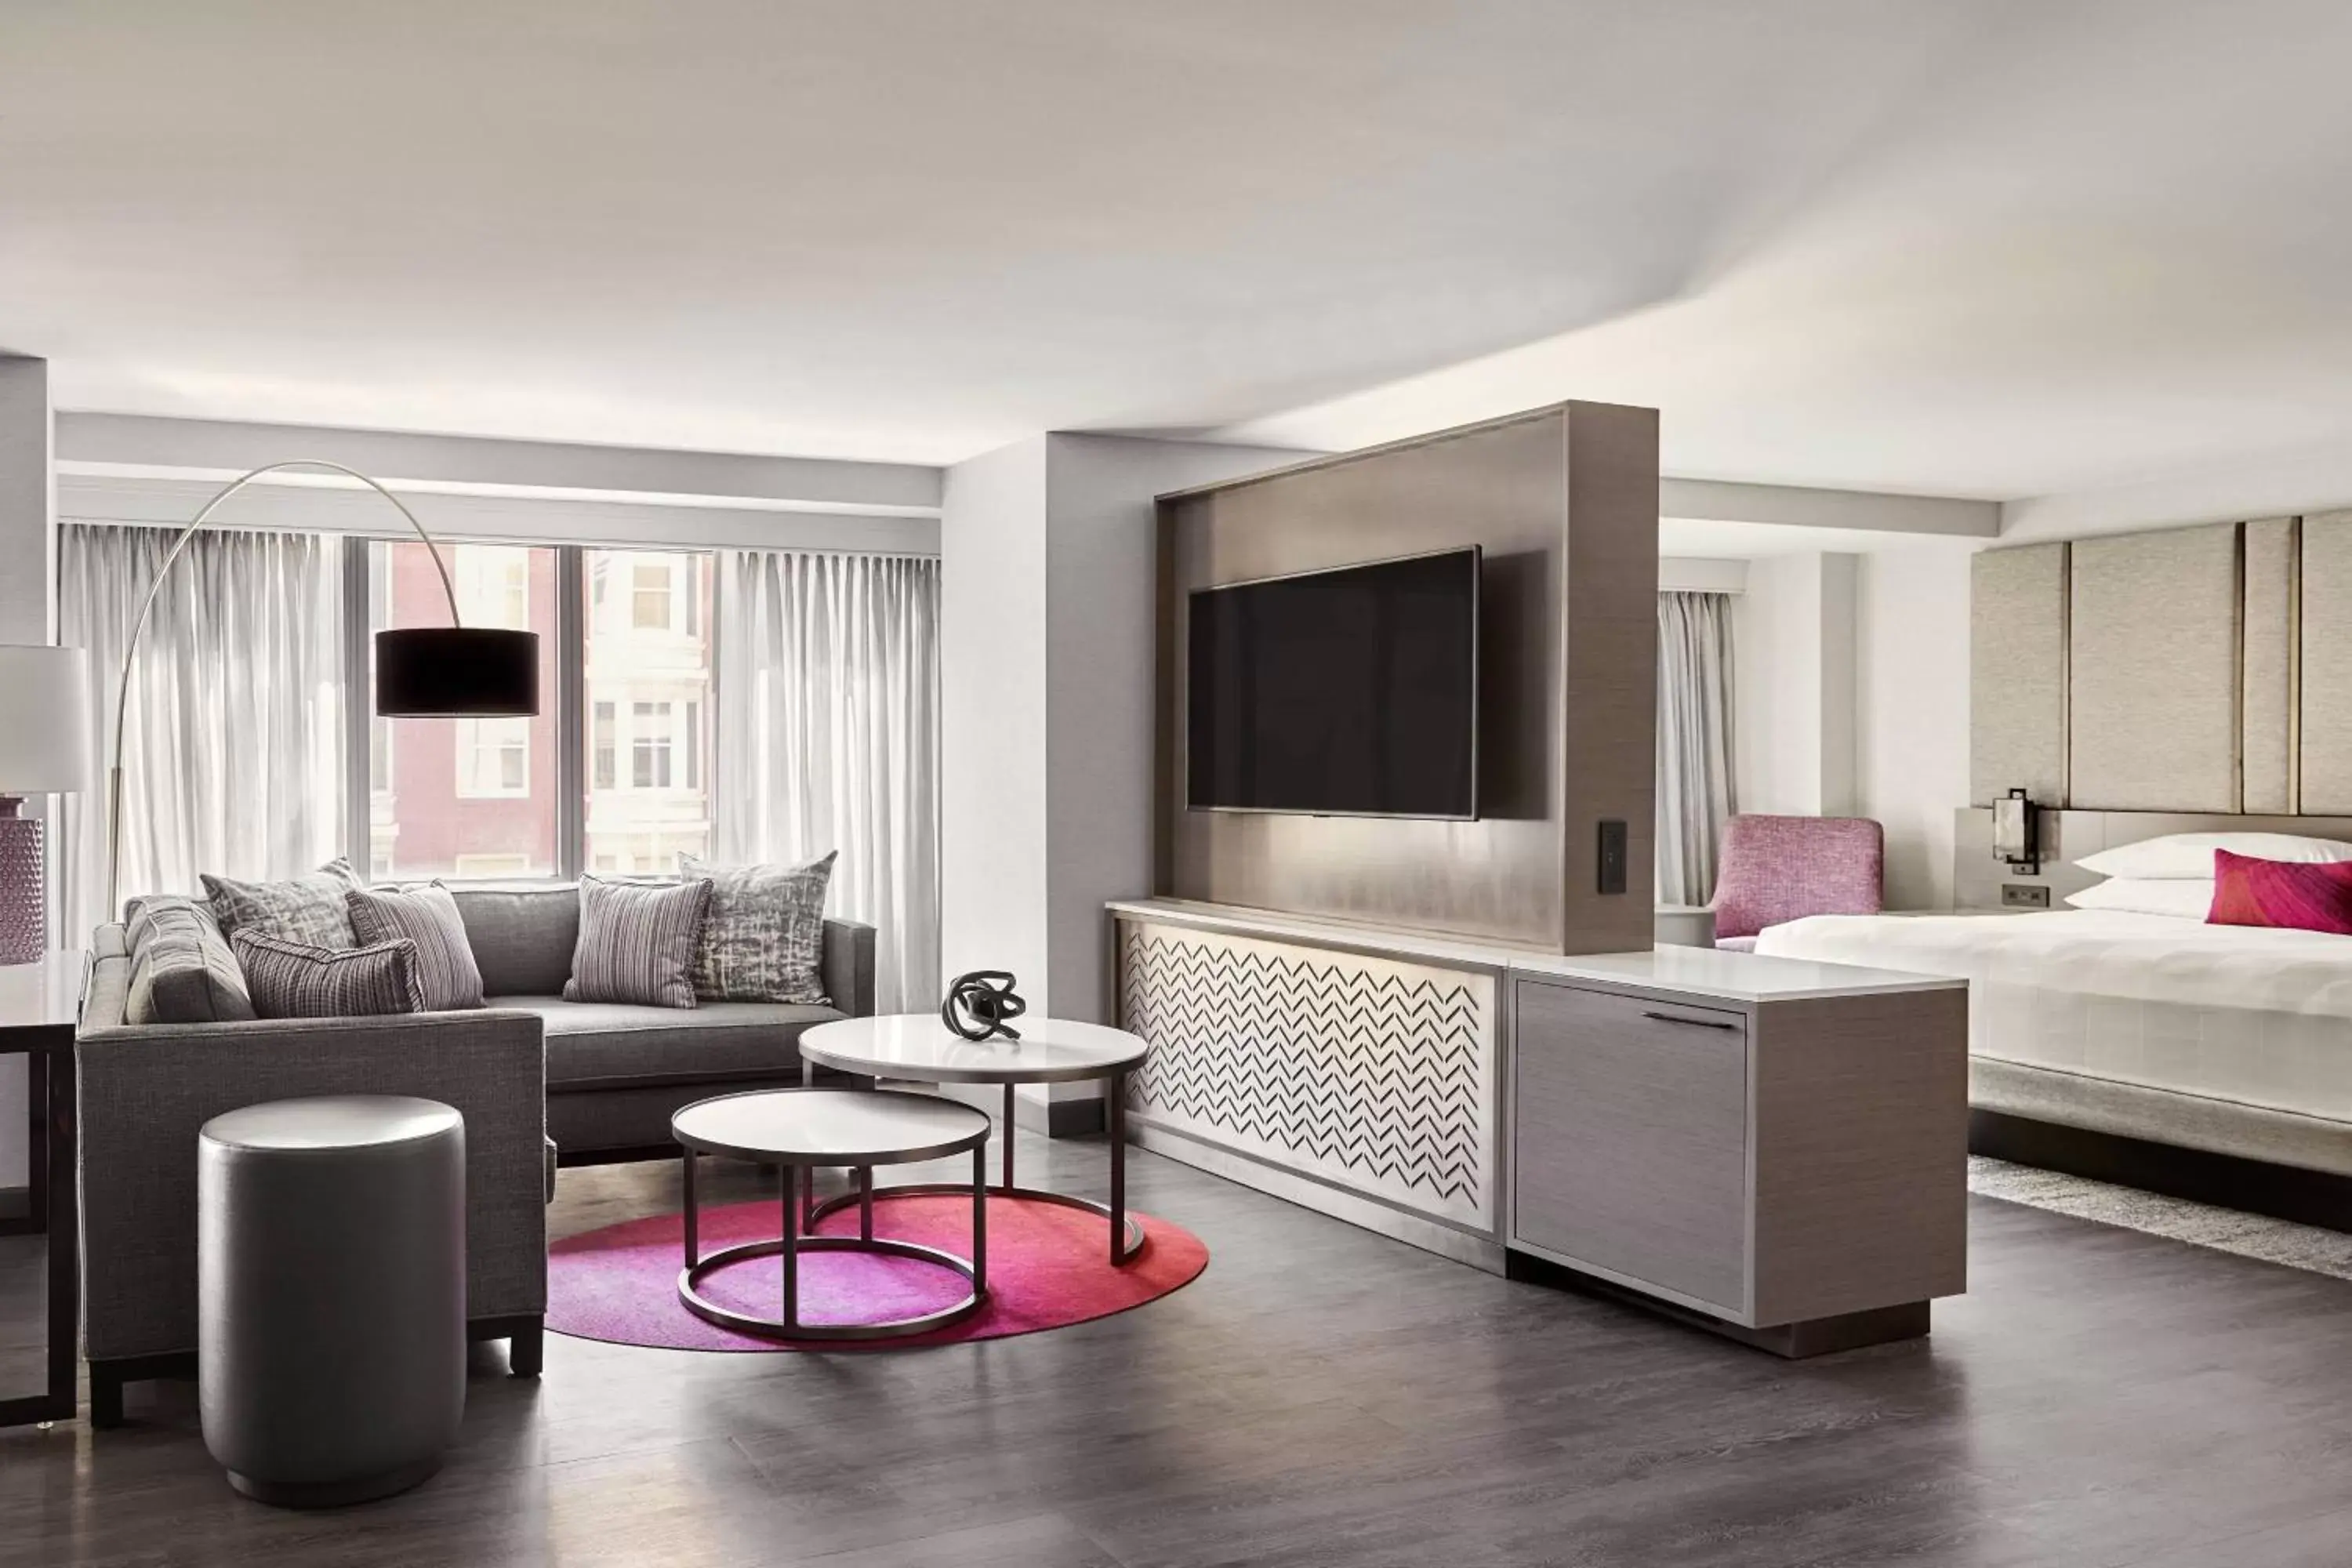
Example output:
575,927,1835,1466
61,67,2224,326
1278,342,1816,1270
1755,906,2352,1214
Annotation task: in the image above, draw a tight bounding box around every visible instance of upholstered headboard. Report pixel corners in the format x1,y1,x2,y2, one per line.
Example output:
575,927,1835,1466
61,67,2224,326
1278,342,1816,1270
1972,510,2352,816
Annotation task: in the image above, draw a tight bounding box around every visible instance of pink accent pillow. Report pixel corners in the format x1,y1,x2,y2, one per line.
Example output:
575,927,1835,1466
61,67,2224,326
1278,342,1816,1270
2207,849,2352,935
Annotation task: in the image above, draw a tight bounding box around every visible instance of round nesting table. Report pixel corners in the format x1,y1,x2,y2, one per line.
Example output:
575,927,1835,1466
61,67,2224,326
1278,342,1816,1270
671,1087,992,1341
798,1014,1151,1265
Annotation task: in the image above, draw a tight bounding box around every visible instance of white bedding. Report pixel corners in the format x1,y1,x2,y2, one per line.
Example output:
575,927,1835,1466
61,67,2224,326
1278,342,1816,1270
1754,909,2352,1122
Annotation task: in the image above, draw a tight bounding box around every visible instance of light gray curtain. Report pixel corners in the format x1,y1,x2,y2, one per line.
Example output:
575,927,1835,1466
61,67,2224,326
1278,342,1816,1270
1657,590,1737,906
713,550,939,1013
58,523,347,941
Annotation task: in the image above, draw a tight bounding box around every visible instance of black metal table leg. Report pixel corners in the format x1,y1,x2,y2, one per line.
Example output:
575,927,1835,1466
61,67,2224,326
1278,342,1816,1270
780,1165,800,1334
1109,1068,1131,1265
682,1148,699,1267
972,1144,989,1293
1002,1082,1016,1192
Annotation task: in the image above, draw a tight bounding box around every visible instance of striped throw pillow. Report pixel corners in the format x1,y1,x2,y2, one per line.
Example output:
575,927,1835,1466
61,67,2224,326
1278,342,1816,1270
563,875,713,1008
347,882,486,1011
230,928,424,1019
203,858,365,949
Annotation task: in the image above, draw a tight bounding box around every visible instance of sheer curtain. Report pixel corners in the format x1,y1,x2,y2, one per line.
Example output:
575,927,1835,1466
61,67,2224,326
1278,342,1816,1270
1657,590,1737,906
58,524,346,942
713,550,939,1012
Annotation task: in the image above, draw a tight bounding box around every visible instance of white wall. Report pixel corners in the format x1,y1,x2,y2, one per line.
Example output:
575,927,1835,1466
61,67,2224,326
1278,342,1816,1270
1730,541,1976,910
1732,553,1848,817
1856,541,1977,909
938,437,1051,1002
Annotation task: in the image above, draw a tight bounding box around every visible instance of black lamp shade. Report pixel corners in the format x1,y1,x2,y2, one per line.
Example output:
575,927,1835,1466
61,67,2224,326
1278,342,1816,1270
374,628,540,717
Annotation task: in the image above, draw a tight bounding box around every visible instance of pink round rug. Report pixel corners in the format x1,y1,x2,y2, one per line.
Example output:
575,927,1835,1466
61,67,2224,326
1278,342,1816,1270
548,1192,1208,1352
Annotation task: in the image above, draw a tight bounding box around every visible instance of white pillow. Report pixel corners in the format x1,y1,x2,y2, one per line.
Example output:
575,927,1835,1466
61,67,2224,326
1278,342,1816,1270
2064,877,2216,920
2074,832,2352,881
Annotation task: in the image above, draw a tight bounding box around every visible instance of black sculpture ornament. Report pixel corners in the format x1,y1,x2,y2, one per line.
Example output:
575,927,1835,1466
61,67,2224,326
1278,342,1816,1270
941,970,1027,1042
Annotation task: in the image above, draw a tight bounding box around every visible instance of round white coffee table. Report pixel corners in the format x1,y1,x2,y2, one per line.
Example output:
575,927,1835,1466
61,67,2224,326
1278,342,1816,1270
797,1014,1151,1265
671,1087,992,1341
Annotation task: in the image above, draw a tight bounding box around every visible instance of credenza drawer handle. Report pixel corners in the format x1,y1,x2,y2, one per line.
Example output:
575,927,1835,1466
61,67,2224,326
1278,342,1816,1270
1639,1010,1739,1031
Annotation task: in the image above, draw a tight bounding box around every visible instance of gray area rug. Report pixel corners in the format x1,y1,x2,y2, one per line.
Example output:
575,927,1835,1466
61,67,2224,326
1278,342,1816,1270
1969,1156,2352,1281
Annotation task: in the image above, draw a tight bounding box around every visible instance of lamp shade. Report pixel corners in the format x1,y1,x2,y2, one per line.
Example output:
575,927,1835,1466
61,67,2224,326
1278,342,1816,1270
374,628,540,718
0,645,93,794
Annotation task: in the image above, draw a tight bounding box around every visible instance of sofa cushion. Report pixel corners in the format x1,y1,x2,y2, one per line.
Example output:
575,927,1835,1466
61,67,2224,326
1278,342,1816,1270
124,896,255,1025
450,885,581,996
495,995,842,1090
681,851,837,1004
349,882,486,1010
563,875,713,1009
232,930,424,1019
201,857,364,948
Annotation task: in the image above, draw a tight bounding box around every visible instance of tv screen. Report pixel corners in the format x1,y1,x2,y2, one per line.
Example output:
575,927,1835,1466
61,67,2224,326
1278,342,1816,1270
1186,546,1479,818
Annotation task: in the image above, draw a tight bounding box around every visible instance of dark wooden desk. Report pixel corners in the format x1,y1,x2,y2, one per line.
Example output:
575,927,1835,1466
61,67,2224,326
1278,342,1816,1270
0,951,84,1428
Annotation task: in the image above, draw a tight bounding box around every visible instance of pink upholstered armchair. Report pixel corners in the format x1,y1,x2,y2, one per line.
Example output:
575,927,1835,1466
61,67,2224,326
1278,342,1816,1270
1709,815,1885,950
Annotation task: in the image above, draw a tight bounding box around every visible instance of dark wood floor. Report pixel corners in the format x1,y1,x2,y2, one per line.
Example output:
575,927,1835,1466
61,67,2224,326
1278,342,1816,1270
9,1131,2352,1567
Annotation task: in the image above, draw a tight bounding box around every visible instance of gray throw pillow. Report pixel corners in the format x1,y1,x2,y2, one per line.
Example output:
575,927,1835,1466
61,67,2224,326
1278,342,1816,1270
563,874,713,1009
681,851,836,1004
124,895,255,1025
230,928,423,1019
347,882,485,1011
202,858,364,949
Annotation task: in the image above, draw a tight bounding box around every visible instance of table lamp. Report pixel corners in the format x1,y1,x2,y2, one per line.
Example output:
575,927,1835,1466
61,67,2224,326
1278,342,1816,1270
0,646,93,965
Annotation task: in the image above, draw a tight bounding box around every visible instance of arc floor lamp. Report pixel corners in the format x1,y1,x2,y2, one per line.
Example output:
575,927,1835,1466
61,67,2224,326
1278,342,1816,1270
103,459,540,914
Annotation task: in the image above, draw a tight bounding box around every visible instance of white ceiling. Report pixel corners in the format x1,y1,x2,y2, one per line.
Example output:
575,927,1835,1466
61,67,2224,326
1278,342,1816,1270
9,2,2352,496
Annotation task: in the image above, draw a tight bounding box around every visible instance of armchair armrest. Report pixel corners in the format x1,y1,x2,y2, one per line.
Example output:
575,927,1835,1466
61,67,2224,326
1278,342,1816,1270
822,918,877,1017
76,1008,548,1362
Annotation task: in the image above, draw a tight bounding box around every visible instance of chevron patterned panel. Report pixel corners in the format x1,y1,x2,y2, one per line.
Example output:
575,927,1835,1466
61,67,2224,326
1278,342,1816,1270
1118,919,1497,1232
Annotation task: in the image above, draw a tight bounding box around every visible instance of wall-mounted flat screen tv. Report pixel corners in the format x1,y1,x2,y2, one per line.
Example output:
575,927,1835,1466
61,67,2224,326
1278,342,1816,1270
1186,546,1479,819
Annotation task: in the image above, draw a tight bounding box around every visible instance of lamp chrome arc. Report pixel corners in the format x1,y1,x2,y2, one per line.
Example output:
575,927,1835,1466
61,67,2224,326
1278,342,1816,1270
101,459,466,916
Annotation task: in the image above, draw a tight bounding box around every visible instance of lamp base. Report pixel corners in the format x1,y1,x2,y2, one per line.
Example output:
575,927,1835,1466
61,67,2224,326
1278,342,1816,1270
0,798,46,966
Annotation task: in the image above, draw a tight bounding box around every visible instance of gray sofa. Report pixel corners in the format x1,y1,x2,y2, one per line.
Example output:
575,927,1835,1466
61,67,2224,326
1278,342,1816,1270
76,881,874,1425
451,884,875,1161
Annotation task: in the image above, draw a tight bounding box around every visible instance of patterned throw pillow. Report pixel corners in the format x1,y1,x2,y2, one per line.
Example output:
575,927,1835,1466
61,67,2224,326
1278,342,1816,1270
563,874,713,1009
230,928,423,1019
347,882,486,1011
202,858,364,949
681,851,836,1004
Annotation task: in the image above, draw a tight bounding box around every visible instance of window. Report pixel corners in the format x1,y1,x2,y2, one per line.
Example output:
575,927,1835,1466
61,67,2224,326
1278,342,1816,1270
632,701,673,788
593,701,616,790
585,550,713,872
457,717,529,797
453,852,532,879
632,563,673,630
368,540,560,880
459,546,532,630
357,542,713,880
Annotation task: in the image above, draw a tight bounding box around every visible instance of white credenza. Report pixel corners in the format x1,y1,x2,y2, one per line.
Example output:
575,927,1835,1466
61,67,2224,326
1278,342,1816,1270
1109,898,1969,1356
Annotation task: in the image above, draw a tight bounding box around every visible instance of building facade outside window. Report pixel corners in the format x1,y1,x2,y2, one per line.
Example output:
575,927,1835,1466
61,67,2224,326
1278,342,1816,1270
586,550,713,874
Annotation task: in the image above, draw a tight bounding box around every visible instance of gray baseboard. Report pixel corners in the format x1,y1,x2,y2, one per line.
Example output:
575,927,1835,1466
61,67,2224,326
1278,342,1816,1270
1129,1117,1506,1274
931,1083,1106,1139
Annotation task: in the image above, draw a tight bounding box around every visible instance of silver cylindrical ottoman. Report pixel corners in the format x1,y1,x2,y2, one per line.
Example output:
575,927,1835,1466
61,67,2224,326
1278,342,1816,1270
198,1095,466,1508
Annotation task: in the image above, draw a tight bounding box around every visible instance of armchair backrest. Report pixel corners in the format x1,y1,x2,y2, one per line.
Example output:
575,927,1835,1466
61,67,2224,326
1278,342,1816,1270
1710,814,1885,938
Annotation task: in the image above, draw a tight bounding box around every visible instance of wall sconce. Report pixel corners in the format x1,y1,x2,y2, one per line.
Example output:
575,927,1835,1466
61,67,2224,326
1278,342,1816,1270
1991,786,2039,873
